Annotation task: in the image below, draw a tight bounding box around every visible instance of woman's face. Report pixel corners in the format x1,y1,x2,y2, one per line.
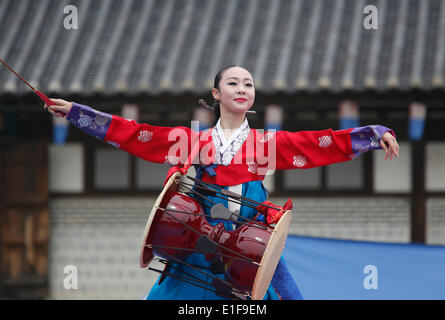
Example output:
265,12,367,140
212,67,255,115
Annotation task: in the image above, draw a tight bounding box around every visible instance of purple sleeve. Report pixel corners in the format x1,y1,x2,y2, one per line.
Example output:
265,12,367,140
66,102,112,140
350,125,395,158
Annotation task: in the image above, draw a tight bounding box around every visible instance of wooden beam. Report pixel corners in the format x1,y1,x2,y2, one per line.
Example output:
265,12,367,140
410,140,426,243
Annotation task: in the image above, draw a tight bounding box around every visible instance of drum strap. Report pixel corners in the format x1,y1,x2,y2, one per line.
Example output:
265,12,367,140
195,164,217,180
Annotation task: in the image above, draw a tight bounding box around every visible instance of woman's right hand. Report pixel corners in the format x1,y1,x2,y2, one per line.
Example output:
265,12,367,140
43,98,73,118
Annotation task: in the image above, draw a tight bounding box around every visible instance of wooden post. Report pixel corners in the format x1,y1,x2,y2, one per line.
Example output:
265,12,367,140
410,140,426,243
0,143,3,297
0,140,49,298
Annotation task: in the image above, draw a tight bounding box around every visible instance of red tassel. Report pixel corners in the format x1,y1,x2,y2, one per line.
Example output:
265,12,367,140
35,90,54,106
36,90,67,117
283,198,293,210
256,199,292,225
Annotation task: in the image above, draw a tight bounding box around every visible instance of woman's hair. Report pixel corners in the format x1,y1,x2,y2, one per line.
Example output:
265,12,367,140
200,65,240,120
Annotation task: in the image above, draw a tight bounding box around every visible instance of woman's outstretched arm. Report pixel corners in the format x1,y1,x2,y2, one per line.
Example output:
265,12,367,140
44,99,194,165
274,125,399,170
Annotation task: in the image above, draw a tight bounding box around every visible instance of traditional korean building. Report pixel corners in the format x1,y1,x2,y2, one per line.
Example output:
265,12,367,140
0,0,444,299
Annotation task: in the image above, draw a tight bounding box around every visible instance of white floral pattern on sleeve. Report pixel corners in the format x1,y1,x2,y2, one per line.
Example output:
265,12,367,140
318,135,332,148
293,155,307,168
138,130,153,143
247,162,258,174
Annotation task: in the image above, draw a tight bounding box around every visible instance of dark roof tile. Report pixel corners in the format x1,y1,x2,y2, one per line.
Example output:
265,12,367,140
0,0,444,96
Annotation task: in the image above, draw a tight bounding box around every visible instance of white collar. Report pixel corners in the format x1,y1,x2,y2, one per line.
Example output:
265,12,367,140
212,118,250,166
214,118,249,154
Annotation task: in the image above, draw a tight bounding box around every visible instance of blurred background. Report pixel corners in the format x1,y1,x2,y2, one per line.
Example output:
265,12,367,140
0,0,444,299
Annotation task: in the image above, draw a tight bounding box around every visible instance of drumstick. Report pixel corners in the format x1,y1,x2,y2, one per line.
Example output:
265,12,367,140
180,182,269,230
0,58,66,116
186,175,283,211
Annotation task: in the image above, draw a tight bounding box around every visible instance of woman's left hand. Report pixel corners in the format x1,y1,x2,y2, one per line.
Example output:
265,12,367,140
380,132,399,160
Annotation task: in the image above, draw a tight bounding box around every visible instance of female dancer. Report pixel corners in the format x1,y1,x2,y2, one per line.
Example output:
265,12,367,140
44,65,399,300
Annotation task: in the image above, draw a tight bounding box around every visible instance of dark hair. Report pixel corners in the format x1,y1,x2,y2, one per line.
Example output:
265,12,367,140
210,65,240,120
214,65,239,89
199,65,242,121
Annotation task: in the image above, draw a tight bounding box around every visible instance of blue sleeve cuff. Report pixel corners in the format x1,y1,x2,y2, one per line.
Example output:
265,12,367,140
350,125,394,158
66,102,112,140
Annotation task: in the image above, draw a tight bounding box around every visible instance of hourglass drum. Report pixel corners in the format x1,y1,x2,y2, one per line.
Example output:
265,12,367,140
140,172,291,300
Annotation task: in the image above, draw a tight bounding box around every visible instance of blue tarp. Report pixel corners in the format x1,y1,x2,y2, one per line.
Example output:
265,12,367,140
283,235,445,300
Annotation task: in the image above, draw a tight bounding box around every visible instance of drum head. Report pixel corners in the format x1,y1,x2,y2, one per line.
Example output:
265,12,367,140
251,210,292,300
140,171,181,268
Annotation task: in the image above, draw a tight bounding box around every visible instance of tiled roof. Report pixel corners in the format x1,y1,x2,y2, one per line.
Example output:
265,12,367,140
0,0,444,96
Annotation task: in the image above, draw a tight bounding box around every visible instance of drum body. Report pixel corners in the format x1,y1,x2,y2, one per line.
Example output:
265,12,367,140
140,172,291,299
219,222,271,292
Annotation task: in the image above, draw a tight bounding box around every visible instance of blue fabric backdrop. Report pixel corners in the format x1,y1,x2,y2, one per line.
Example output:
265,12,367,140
282,235,445,300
